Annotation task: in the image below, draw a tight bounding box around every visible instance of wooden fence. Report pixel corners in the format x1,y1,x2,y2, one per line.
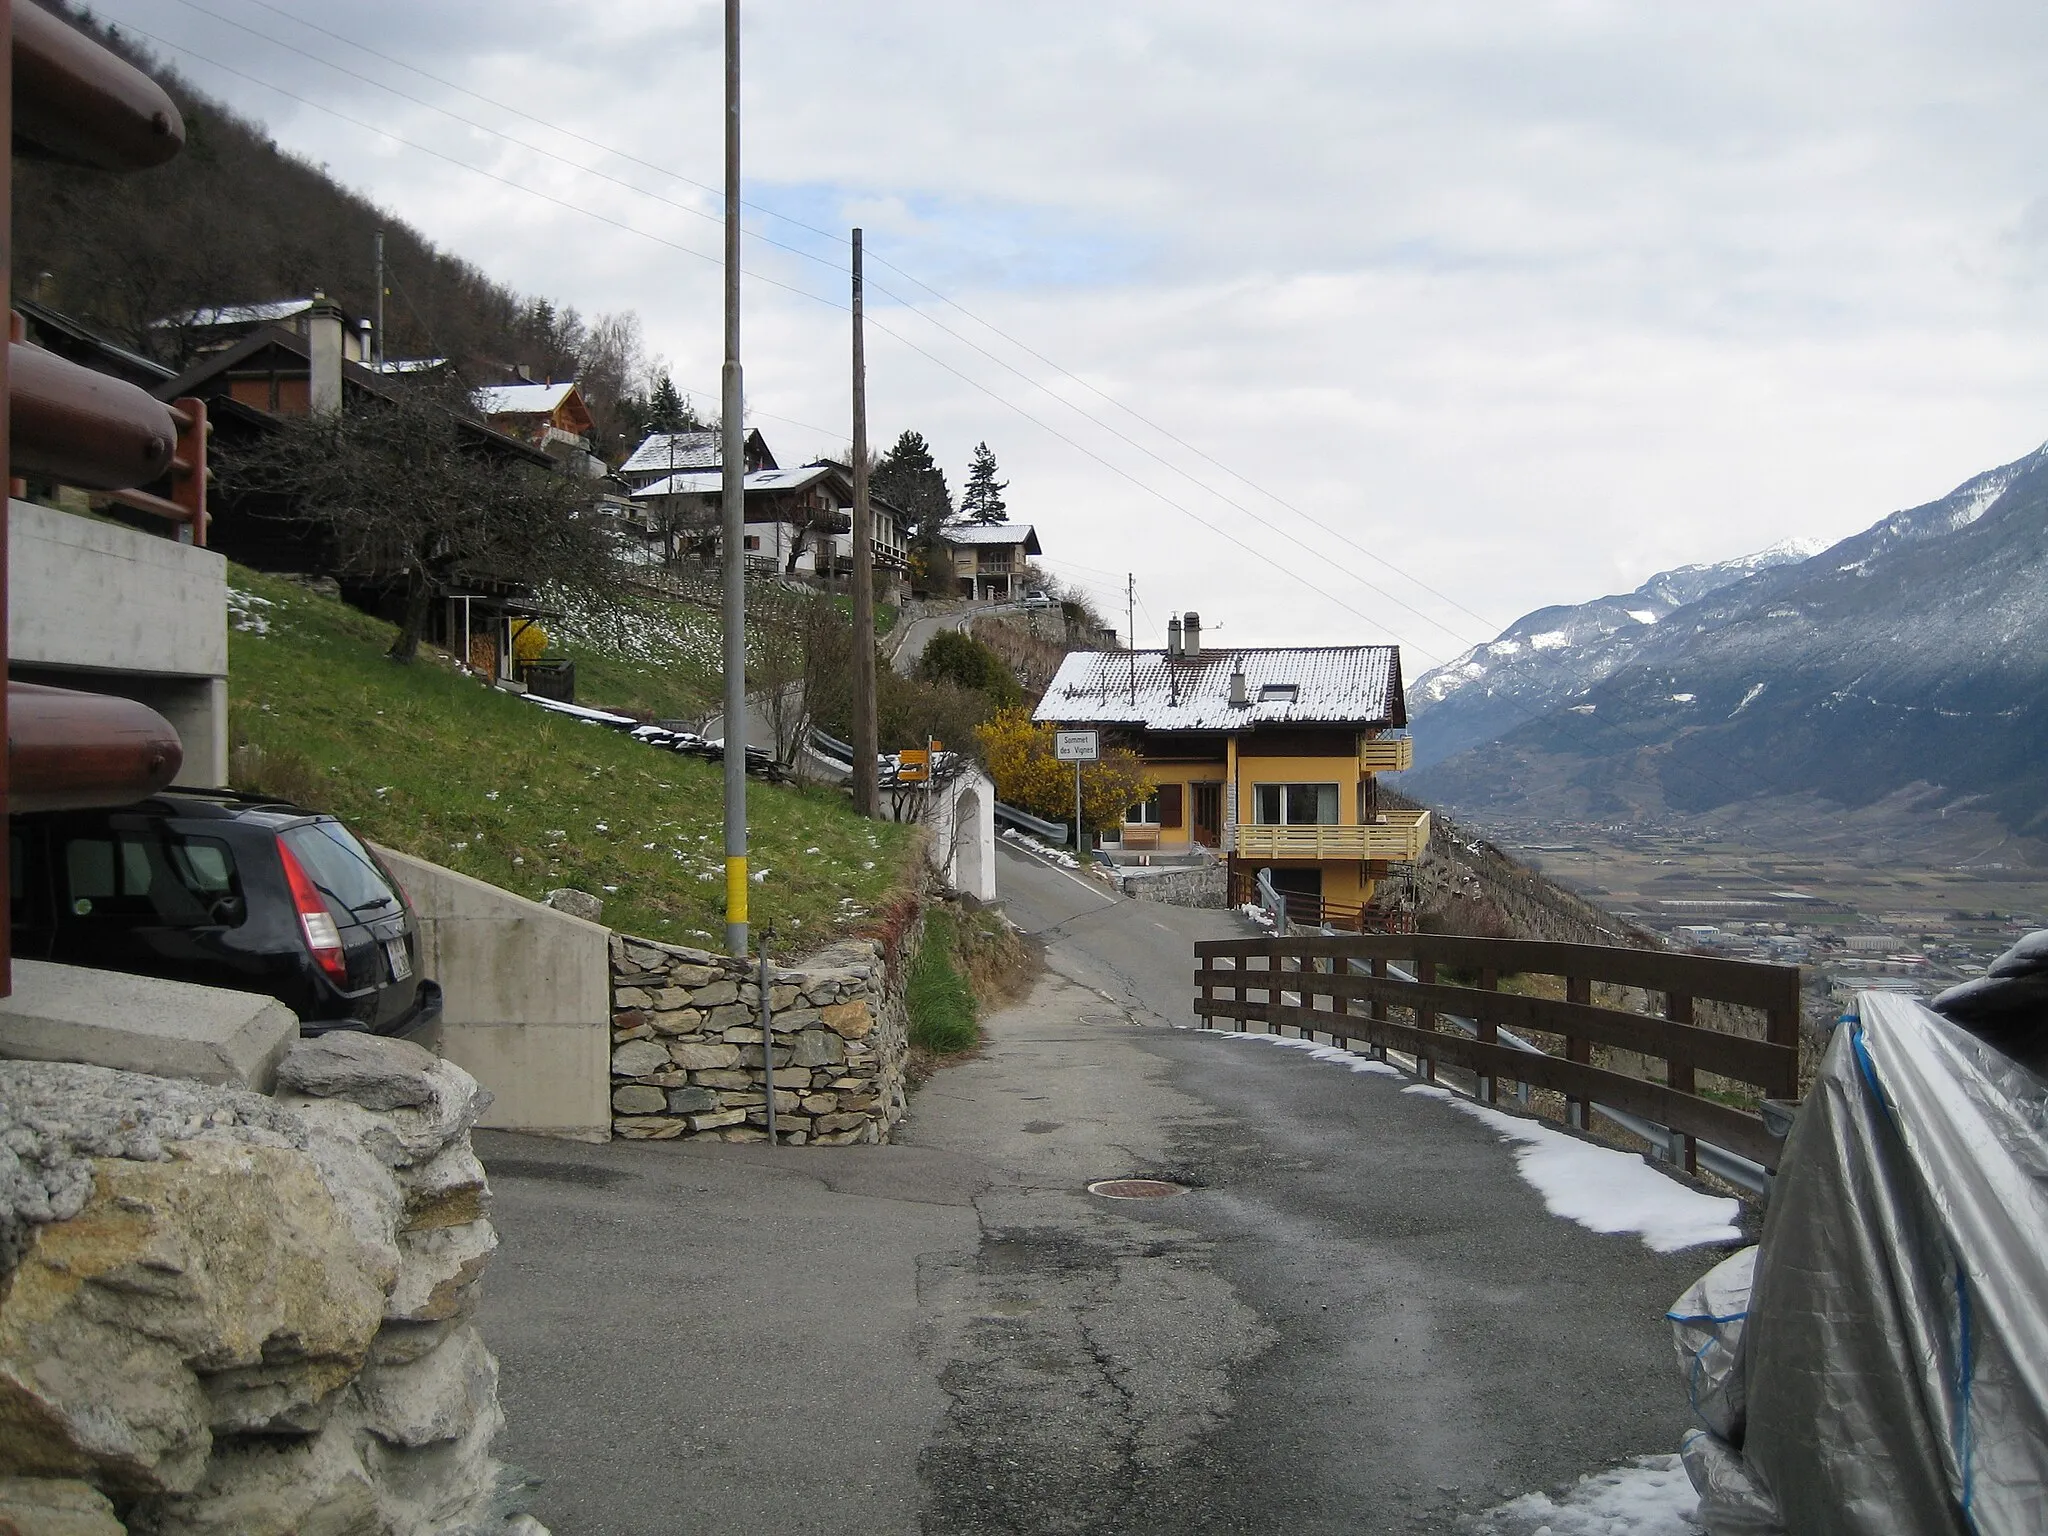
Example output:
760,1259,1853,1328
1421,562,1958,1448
1194,933,1801,1172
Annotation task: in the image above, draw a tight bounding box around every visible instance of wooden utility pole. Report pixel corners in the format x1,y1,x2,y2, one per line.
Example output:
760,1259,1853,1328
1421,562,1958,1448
720,0,748,955
850,228,879,816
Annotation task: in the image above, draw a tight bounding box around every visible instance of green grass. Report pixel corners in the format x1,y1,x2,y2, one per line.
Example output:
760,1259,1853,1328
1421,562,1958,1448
905,910,979,1053
224,567,916,947
544,588,722,722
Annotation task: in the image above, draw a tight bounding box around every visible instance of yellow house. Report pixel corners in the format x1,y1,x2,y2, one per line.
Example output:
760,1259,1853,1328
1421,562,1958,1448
1033,613,1428,926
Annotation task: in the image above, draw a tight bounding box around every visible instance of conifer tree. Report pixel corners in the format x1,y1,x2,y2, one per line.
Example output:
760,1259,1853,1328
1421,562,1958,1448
873,430,954,545
960,441,1009,524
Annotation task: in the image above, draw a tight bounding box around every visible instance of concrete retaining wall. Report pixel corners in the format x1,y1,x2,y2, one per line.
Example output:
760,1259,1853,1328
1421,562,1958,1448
377,847,612,1141
1118,862,1228,909
8,498,231,786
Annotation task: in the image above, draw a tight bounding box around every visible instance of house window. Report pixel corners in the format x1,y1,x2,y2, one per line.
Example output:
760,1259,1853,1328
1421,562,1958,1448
1127,795,1161,825
1126,786,1183,828
743,535,761,551
1253,783,1339,826
1258,684,1299,703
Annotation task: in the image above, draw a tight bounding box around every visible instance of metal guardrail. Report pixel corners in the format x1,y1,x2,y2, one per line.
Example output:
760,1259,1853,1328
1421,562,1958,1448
1196,933,1801,1174
993,800,1068,843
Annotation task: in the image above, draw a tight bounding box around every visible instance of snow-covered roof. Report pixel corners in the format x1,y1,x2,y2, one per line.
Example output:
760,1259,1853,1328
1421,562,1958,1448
941,521,1040,551
632,465,834,499
476,381,579,416
160,298,316,329
1035,646,1405,732
375,356,446,374
620,431,722,476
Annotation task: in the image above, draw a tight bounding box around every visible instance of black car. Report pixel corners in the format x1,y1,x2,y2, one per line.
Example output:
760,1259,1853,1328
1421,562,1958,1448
10,788,442,1037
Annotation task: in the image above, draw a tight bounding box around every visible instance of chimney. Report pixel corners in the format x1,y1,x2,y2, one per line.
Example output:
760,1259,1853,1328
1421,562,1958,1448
1166,615,1183,656
305,293,345,417
1183,611,1201,658
1229,661,1248,707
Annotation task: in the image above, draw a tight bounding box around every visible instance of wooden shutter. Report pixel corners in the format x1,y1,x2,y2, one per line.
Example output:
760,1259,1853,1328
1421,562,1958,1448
1157,783,1184,829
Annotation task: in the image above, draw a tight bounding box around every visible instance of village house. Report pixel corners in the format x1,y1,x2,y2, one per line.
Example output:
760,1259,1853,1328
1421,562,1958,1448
936,521,1042,601
629,456,910,599
475,379,606,477
153,299,565,685
617,427,776,490
1033,612,1428,927
151,293,376,367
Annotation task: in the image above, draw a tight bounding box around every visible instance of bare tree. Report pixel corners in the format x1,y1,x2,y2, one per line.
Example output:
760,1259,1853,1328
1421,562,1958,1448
227,383,620,662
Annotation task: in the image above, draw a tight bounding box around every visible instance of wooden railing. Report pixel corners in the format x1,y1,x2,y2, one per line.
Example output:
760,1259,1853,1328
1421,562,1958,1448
1194,933,1801,1171
1233,808,1431,862
1359,735,1414,772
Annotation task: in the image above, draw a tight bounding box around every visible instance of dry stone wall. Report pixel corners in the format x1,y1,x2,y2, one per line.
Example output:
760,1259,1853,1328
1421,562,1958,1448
608,933,912,1144
0,1036,542,1536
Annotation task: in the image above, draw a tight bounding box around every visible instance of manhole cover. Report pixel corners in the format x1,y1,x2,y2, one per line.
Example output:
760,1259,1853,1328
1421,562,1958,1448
1087,1178,1189,1200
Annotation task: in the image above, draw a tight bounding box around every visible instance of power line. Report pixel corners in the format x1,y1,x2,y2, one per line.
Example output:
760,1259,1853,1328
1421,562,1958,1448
142,0,1498,649
120,13,1821,812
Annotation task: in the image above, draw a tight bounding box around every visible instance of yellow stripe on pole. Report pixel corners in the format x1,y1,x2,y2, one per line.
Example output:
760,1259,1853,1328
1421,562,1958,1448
726,856,749,925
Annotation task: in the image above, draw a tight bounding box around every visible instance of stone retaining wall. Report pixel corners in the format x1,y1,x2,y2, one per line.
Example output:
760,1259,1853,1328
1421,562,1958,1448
608,930,914,1144
0,1035,540,1536
1118,863,1228,909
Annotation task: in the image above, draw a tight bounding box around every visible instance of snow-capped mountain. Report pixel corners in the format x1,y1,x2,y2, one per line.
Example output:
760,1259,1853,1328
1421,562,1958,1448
1409,439,2048,840
1408,539,1824,769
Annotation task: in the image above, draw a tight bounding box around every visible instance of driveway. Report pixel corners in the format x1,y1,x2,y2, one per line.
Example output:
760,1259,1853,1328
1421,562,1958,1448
474,843,1732,1533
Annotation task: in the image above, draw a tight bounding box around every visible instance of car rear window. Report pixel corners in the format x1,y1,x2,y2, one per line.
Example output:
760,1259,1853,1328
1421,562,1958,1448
282,821,401,920
62,832,245,928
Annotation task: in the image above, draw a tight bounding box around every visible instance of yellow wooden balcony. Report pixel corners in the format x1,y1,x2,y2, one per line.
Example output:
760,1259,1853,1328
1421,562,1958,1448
1233,809,1431,863
1359,735,1413,772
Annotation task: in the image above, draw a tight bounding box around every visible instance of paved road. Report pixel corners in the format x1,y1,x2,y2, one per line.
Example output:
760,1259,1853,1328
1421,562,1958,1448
890,599,1025,675
475,843,1736,1533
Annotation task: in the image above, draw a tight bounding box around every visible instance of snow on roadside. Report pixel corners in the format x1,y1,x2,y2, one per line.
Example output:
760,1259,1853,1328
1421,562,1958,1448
1404,1084,1743,1253
1000,826,1081,868
1461,1455,1702,1535
1217,1030,1402,1078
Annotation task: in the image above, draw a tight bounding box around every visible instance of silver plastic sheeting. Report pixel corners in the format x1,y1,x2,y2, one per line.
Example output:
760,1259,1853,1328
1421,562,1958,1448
1669,1246,1757,1444
1728,991,2048,1536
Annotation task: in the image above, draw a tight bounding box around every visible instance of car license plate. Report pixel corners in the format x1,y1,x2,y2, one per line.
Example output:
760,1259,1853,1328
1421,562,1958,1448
385,938,412,981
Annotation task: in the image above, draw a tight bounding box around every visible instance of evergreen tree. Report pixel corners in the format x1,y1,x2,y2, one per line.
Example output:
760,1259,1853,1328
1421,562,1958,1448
960,441,1009,524
873,430,954,545
645,374,699,433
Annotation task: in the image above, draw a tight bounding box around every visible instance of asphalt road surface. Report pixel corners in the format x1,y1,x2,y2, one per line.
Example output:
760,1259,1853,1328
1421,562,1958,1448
475,842,1738,1533
890,600,1024,676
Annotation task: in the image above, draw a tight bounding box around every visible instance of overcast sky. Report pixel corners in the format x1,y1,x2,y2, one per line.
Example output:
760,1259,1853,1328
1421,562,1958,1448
106,0,2048,667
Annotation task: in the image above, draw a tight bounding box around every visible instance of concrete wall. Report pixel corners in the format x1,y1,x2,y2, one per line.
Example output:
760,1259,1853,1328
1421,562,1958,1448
8,498,230,786
376,847,612,1141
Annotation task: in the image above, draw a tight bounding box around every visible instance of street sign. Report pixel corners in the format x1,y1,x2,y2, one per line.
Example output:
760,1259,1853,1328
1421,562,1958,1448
1054,730,1100,763
897,748,930,783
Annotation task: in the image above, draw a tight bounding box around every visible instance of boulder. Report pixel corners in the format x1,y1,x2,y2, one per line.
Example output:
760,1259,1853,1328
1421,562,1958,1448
788,1031,846,1069
355,1324,498,1449
542,888,603,923
275,1033,439,1111
609,1041,671,1078
666,1042,739,1071
611,1085,667,1116
0,1476,124,1536
819,1001,875,1040
0,1139,384,1493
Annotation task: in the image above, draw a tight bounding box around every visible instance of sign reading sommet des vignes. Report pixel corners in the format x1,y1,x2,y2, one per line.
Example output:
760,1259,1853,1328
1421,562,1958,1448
1054,730,1099,763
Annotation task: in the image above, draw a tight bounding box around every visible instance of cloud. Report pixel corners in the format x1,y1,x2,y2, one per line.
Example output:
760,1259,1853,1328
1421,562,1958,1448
107,0,2048,656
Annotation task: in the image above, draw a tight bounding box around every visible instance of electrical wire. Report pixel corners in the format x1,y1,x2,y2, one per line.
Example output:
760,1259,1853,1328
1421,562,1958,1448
143,0,1496,649
118,10,1824,813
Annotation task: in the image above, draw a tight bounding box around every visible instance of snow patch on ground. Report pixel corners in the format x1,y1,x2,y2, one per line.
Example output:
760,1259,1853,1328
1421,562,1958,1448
1462,1454,1703,1535
1626,609,1659,625
1403,1086,1743,1253
1729,682,1766,716
1000,826,1080,869
1528,629,1571,650
1669,693,1696,703
1216,1030,1402,1077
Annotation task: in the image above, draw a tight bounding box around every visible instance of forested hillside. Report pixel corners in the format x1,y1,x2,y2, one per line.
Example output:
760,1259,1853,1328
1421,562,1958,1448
12,3,658,456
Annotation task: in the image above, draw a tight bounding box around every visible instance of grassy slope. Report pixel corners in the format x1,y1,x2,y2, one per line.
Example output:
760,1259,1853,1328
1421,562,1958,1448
225,567,915,946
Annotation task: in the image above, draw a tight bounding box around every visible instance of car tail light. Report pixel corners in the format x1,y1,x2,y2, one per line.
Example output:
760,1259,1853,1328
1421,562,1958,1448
278,840,349,984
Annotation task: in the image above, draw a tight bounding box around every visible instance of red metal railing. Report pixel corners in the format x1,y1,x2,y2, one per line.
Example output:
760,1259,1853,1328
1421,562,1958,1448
4,0,197,994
